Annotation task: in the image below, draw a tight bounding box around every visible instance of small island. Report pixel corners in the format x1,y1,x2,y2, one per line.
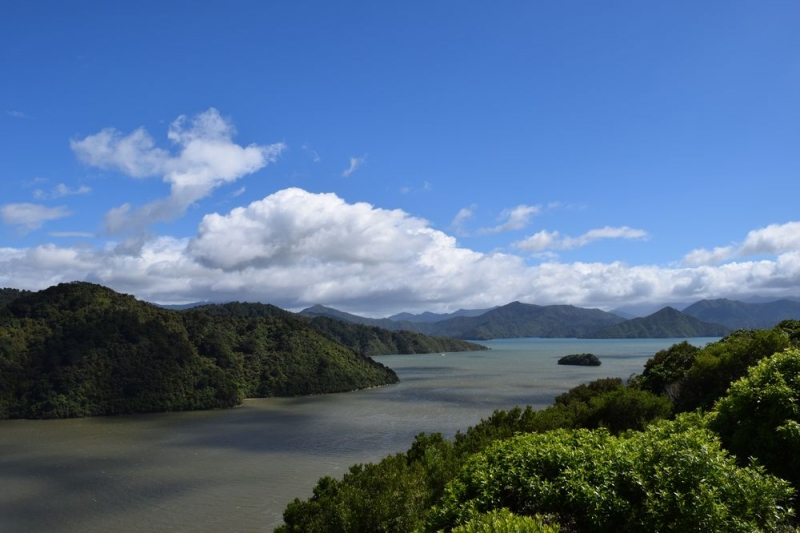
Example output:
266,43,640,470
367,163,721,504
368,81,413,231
558,353,602,366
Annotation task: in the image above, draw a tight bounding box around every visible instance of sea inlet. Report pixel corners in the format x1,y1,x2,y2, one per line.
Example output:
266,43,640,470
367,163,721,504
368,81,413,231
0,337,717,532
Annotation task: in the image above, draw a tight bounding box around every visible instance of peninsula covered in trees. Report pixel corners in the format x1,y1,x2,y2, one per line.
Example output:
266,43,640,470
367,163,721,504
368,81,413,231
0,282,482,419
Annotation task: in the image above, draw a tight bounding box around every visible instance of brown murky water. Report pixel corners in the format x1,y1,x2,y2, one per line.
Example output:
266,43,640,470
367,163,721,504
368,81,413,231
0,338,716,532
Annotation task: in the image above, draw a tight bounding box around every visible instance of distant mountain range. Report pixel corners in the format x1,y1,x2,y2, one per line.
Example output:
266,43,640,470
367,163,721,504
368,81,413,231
682,298,800,330
300,298,800,340
301,302,626,339
300,304,405,330
387,308,496,323
6,286,798,341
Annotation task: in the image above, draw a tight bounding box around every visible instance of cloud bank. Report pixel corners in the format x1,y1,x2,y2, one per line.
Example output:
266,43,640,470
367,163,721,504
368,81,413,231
2,188,800,316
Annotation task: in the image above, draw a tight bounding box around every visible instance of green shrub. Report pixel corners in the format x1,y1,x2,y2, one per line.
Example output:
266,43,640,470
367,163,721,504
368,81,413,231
581,386,672,433
430,414,794,532
631,340,700,401
710,348,800,489
678,328,790,411
553,377,623,407
452,509,560,533
278,433,457,533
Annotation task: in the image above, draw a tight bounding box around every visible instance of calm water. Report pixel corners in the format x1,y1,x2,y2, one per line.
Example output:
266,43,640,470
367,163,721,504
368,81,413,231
0,338,716,532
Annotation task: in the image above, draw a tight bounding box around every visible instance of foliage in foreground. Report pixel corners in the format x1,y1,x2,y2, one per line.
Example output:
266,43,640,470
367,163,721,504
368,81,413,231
429,414,793,533
710,347,800,489
451,509,560,533
632,320,800,412
279,326,800,533
277,385,675,533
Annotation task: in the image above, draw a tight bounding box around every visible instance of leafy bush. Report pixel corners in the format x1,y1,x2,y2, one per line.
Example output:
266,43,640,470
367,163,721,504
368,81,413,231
580,386,672,433
553,377,622,406
452,509,560,533
630,327,797,412
677,328,790,411
630,340,700,401
278,432,464,533
278,452,432,533
710,348,800,489
429,414,794,533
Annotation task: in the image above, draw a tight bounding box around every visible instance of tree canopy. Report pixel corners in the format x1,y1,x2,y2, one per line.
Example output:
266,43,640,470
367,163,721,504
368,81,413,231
0,282,398,418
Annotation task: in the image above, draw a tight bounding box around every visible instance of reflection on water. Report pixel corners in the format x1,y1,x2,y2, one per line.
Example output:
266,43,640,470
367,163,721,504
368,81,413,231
0,338,716,532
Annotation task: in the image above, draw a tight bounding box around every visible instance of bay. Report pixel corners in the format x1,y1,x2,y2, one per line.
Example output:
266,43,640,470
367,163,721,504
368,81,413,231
0,337,716,532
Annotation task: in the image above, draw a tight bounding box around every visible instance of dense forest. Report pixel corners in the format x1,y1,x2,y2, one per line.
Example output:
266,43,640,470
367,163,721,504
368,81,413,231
0,288,29,308
194,301,487,357
278,321,800,532
0,282,401,419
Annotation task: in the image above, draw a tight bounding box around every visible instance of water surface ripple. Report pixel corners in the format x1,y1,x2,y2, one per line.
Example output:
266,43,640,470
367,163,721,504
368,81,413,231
0,338,716,532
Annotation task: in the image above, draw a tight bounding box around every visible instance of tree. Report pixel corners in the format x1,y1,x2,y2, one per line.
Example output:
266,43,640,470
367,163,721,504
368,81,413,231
710,348,800,489
429,415,794,533
630,341,699,402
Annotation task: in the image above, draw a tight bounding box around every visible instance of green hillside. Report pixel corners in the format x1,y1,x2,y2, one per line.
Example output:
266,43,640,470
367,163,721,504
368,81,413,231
307,315,487,356
432,301,626,340
0,282,397,419
585,307,731,338
297,301,626,340
300,304,413,330
195,302,487,356
0,288,29,309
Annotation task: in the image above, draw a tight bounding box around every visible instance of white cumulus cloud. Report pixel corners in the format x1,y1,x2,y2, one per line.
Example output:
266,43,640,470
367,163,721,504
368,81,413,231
683,221,800,266
71,108,285,233
189,187,444,271
739,222,800,256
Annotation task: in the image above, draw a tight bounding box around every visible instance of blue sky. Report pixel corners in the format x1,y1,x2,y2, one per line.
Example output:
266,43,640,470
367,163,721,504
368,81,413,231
1,1,799,316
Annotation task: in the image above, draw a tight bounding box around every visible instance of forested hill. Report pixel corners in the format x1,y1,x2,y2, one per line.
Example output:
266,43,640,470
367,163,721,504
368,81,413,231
300,304,412,331
584,307,731,338
196,302,487,356
301,301,627,339
428,302,626,340
0,288,30,309
0,282,398,419
306,316,486,356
